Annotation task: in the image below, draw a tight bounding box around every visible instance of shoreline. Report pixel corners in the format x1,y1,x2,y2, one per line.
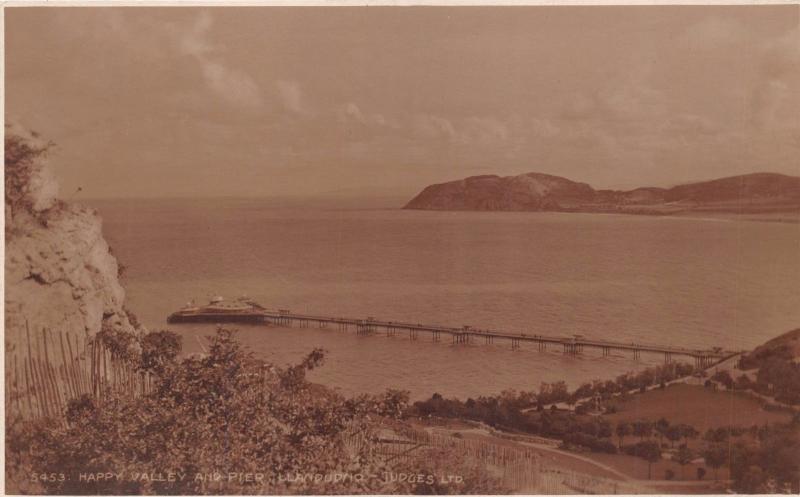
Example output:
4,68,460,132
401,207,800,224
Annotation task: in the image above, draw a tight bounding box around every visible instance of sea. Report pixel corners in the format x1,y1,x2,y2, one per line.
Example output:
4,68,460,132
87,198,800,400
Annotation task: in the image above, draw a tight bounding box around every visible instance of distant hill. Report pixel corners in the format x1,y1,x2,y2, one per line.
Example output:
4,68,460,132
404,172,800,215
740,328,800,370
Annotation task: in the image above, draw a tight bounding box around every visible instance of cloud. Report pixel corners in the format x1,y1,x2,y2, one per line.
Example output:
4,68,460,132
457,117,509,146
749,27,800,129
337,102,389,127
413,114,458,141
201,62,263,109
555,67,667,129
179,10,213,58
411,114,510,147
276,80,310,115
660,114,719,137
530,118,560,138
178,11,263,109
678,17,746,49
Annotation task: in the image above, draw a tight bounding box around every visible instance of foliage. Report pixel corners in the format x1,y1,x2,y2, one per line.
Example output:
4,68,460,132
615,421,631,449
674,446,694,479
632,419,653,440
727,423,800,493
4,126,55,222
756,356,800,404
95,325,139,361
138,330,181,374
739,335,795,370
623,440,661,479
6,329,503,495
702,443,728,480
737,331,800,405
711,370,734,389
410,391,618,455
561,433,617,454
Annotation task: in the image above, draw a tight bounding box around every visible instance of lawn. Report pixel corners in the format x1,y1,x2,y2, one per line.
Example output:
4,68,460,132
602,383,790,433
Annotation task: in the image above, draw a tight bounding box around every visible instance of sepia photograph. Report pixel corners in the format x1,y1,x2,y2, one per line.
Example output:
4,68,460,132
3,2,800,495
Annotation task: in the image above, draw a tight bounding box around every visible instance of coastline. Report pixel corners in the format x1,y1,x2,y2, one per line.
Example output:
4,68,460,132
402,206,800,224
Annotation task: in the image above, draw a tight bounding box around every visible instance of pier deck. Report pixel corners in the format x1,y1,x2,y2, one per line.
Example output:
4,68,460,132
258,309,735,367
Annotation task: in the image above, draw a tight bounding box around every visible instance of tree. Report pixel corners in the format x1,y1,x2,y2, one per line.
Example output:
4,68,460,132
697,467,706,480
4,127,54,221
596,419,613,439
703,444,729,481
738,465,767,493
616,422,632,450
655,417,670,445
634,441,661,480
704,427,729,444
679,424,699,445
633,419,653,440
674,446,694,480
665,424,683,448
712,370,734,389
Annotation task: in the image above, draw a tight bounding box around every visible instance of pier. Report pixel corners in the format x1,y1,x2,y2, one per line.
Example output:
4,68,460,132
260,309,733,367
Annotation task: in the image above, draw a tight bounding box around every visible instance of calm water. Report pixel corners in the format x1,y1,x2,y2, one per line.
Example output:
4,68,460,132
89,198,800,400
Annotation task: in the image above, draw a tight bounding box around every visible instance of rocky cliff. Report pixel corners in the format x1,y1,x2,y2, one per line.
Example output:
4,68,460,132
4,123,137,354
404,172,800,214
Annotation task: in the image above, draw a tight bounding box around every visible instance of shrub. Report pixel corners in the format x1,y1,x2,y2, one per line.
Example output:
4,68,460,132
7,329,503,495
139,330,181,374
562,433,617,454
711,370,734,389
4,126,55,224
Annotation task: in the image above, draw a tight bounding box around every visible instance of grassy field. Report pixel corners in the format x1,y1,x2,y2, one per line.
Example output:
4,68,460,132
585,450,730,482
424,423,731,489
603,383,791,433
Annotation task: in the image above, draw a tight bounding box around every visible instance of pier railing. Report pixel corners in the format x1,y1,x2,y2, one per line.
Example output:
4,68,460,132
259,309,733,366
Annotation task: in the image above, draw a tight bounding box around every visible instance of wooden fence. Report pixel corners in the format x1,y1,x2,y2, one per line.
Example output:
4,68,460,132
342,423,542,491
5,324,152,425
7,326,646,494
342,422,650,494
537,467,645,494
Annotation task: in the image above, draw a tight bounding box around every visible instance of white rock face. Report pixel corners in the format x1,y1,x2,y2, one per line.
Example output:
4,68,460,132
28,161,60,212
5,204,136,352
4,123,135,354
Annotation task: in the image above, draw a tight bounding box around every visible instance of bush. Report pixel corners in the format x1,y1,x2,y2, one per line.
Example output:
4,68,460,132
7,329,504,495
4,126,55,225
139,330,181,374
562,433,617,454
711,370,734,389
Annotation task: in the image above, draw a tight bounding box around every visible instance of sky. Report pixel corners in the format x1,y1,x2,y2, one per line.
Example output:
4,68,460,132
5,6,800,199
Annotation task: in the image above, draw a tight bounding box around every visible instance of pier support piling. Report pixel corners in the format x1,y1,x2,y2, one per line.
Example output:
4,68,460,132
260,310,725,366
